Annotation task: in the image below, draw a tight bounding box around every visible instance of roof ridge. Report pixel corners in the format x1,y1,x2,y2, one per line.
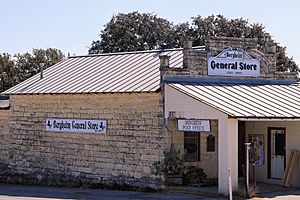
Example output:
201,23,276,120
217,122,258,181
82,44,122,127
164,76,297,85
68,46,205,58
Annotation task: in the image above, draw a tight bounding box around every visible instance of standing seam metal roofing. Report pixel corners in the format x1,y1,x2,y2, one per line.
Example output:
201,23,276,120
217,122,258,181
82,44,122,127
4,48,205,94
168,82,300,118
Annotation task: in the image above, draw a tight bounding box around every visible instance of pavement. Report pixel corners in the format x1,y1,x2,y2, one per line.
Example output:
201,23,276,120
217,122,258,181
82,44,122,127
253,183,300,199
1,183,300,199
254,191,300,199
254,190,300,200
0,184,225,200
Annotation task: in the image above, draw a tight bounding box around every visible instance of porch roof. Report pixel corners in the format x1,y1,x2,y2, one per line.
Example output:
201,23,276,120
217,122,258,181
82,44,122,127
167,80,300,119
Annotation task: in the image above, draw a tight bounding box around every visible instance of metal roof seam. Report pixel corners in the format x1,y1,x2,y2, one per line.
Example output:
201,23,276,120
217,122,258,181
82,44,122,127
168,83,237,117
59,55,121,93
68,46,205,58
214,84,287,117
33,57,99,93
205,83,274,117
4,58,75,93
228,84,289,116
168,82,300,118
250,85,300,115
100,53,160,92
236,84,298,116
182,83,255,117
4,49,184,94
74,54,138,93
88,52,157,92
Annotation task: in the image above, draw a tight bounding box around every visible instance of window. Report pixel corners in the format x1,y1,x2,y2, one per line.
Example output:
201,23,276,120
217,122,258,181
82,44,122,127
275,132,285,156
184,132,200,161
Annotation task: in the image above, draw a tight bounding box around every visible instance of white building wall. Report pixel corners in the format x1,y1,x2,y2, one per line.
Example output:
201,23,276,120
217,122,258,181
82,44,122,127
227,119,238,190
164,85,227,120
245,120,300,186
165,85,238,194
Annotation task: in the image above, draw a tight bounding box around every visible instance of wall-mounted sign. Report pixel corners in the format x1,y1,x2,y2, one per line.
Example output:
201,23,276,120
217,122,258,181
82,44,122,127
208,48,260,77
46,118,107,134
207,135,215,152
178,119,210,132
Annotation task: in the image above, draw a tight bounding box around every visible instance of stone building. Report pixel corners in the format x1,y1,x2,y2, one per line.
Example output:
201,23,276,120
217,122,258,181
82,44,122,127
0,95,10,173
1,37,300,195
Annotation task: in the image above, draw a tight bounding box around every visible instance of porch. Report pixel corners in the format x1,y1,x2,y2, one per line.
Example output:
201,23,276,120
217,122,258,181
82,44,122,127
164,78,300,195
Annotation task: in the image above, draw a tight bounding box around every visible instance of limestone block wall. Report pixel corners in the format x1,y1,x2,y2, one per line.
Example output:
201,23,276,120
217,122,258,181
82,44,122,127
2,92,167,189
0,110,9,167
160,37,297,80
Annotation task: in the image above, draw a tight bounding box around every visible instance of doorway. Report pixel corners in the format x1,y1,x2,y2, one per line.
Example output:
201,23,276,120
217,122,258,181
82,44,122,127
268,127,286,179
238,121,246,177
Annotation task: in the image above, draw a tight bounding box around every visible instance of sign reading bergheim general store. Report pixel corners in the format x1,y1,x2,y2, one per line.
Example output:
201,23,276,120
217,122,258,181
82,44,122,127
208,48,260,77
46,118,107,134
178,119,210,132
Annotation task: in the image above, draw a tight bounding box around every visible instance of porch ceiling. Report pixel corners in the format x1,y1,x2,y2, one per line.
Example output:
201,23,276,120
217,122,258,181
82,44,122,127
167,82,300,118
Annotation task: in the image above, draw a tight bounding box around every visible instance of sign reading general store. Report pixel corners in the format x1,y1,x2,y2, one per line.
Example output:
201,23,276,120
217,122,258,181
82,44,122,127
178,119,210,132
46,118,107,134
208,48,260,77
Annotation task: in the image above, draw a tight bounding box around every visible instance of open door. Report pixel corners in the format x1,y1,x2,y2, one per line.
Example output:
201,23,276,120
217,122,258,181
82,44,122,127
268,128,286,179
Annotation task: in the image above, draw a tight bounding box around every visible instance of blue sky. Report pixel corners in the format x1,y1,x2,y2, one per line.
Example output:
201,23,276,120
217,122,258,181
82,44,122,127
1,0,299,64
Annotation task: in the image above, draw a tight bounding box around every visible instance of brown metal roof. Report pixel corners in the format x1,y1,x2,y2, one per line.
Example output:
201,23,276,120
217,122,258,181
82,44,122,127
4,48,204,94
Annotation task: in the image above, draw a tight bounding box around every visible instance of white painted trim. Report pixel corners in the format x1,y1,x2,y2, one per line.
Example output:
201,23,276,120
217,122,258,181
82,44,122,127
218,118,239,194
238,118,300,121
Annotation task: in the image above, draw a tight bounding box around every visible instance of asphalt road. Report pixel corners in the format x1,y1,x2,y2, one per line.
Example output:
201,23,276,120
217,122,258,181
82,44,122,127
0,184,225,200
3,183,300,199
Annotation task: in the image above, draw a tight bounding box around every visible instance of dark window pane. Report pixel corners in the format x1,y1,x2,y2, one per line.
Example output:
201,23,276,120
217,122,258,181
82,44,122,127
207,135,215,152
184,132,200,161
275,133,285,156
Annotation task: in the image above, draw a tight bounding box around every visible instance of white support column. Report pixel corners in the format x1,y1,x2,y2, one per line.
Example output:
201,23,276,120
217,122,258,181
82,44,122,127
218,118,238,195
228,118,239,191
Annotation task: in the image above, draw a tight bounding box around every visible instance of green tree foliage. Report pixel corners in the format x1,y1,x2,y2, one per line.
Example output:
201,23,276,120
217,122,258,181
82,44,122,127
0,48,64,92
0,53,19,92
15,48,64,81
90,13,298,72
191,15,297,72
89,12,179,53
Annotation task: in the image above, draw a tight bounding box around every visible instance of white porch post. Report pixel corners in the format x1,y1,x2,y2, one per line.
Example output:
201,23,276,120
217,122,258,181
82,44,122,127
218,118,238,195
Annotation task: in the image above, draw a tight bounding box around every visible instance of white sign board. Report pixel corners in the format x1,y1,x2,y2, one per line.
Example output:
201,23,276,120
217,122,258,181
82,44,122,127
208,48,260,77
46,118,107,134
178,119,210,132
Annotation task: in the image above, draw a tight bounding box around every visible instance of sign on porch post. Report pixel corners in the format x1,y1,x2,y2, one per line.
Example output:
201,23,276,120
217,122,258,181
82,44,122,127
178,119,210,132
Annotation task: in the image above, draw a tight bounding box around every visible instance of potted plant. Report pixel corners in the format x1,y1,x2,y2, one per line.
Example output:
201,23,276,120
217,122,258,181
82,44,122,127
152,144,184,185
